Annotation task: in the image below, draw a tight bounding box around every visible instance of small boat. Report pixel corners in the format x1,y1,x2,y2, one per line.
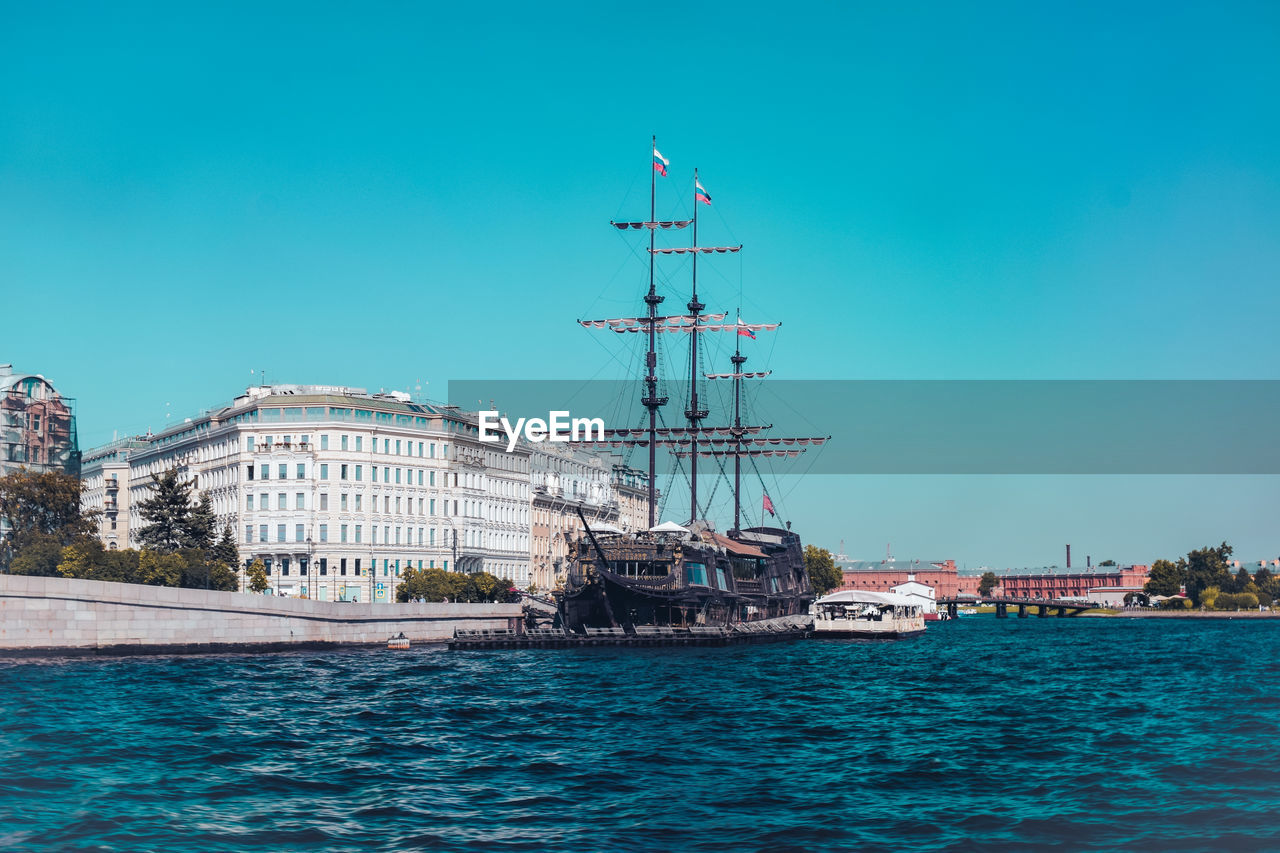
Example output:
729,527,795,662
809,590,926,639
387,632,410,650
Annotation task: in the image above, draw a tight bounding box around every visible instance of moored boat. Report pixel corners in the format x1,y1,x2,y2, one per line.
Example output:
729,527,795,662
809,590,926,639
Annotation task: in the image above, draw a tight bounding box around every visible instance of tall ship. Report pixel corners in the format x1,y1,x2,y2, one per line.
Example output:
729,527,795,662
556,139,828,632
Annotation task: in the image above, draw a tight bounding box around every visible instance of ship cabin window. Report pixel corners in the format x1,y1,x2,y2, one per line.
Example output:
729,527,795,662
686,562,709,586
612,560,666,578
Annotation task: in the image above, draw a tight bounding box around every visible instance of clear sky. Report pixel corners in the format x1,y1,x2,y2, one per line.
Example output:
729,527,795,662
3,1,1277,568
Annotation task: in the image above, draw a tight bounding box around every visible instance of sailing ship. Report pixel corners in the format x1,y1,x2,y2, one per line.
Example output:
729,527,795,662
556,138,829,632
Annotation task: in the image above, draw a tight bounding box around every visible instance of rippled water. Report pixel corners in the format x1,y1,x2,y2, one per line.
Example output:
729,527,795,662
3,616,1279,851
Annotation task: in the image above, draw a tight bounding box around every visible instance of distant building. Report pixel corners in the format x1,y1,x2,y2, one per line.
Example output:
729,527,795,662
0,364,79,478
837,558,959,597
81,385,533,603
890,576,938,614
1,364,80,540
994,565,1149,600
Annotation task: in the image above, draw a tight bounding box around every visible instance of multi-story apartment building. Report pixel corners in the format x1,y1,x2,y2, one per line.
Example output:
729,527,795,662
81,385,532,603
1,364,80,541
80,438,148,550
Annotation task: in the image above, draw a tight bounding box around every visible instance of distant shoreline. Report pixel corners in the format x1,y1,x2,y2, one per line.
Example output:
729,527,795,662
1100,610,1280,619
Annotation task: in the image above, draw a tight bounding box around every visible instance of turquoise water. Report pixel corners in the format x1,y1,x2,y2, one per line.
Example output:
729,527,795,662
2,617,1278,851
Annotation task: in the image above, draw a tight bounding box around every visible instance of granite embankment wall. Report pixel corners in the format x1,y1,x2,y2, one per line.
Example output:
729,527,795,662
0,574,523,655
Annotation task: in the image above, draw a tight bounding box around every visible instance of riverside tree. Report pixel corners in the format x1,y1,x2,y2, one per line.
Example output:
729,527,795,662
1183,543,1233,606
1144,559,1185,597
0,469,96,572
804,545,842,595
977,571,999,596
246,558,269,593
135,469,217,553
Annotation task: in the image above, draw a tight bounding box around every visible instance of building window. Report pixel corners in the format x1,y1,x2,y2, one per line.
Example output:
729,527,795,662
261,465,269,480
245,525,253,543
319,558,327,575
320,463,328,480
341,524,348,543
430,444,435,459
384,439,390,454
395,468,402,484
321,435,329,451
319,524,328,542
355,525,362,544
246,436,255,451
246,495,254,511
355,465,362,481
296,524,304,542
259,524,268,543
278,464,287,480
355,558,362,576
320,493,329,510
340,464,348,480
340,493,348,511
341,435,348,450
247,466,255,481
372,466,378,483
276,524,285,542
340,558,347,576
384,496,390,513
296,492,305,510
297,463,305,479
355,494,362,511
430,471,435,486
356,436,363,451
278,493,287,510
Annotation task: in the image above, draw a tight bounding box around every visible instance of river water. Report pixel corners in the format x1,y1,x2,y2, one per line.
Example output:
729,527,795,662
2,616,1277,851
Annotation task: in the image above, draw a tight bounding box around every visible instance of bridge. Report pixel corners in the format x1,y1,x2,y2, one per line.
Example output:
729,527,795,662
937,596,1096,618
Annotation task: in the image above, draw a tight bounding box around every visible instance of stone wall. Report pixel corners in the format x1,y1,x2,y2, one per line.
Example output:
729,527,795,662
0,574,523,655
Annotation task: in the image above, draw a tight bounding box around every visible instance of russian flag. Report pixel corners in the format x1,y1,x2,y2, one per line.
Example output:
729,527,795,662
737,316,755,339
653,147,669,176
695,178,711,205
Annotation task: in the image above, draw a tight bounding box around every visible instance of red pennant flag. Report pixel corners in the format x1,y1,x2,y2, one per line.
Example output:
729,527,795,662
763,493,775,516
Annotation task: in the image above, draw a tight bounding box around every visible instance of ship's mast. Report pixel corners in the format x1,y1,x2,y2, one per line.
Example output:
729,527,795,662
731,330,745,534
686,168,707,524
641,135,665,528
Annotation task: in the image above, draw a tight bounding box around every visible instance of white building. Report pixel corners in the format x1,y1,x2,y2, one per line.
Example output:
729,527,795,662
890,576,938,615
81,385,532,603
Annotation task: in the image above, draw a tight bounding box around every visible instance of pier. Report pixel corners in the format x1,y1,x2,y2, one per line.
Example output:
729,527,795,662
449,616,811,649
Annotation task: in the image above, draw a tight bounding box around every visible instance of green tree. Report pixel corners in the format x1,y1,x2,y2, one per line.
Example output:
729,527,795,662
804,545,841,595
1184,543,1233,606
188,492,216,552
138,549,184,586
1229,566,1253,594
8,533,66,576
978,571,1000,596
245,558,269,593
0,469,96,568
1145,559,1185,597
211,522,239,567
1199,585,1221,610
1255,566,1278,604
1099,559,1117,567
135,469,198,553
396,567,468,602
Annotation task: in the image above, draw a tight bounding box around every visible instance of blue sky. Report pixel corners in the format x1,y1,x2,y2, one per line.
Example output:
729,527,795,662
3,1,1277,567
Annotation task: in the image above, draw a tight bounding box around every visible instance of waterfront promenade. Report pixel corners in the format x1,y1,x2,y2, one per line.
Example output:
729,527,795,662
0,574,521,655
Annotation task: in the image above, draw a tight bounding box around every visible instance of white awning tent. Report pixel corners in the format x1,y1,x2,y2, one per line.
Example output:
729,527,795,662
649,521,690,534
587,522,625,534
815,589,917,608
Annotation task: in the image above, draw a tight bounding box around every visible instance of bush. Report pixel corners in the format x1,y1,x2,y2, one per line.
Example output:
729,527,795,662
1212,592,1259,611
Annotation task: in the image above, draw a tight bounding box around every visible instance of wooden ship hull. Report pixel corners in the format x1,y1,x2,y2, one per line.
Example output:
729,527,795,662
557,525,813,631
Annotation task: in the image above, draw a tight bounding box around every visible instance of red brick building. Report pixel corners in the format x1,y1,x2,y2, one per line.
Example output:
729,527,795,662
837,559,959,597
993,565,1149,599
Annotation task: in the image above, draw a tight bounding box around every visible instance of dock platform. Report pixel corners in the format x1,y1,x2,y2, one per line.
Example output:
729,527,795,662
448,616,812,650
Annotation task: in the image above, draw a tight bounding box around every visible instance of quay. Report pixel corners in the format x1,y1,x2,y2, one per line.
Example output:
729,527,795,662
449,616,811,649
